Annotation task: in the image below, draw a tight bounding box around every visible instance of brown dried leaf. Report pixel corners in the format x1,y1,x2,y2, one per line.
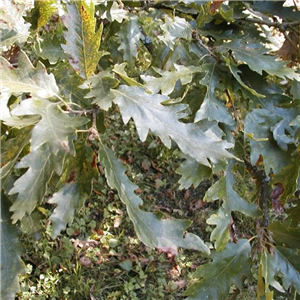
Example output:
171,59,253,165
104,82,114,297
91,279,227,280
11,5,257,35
210,1,225,15
277,31,299,63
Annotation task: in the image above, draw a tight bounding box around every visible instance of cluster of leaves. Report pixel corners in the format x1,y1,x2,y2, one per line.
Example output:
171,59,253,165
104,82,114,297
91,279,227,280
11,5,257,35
1,0,300,299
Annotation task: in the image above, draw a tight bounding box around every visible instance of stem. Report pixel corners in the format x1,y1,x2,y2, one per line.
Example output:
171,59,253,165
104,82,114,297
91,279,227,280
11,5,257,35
241,17,300,32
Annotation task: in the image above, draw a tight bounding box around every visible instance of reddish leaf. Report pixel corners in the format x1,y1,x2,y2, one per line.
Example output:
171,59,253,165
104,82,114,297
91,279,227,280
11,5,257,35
271,183,284,214
210,1,224,14
229,216,238,244
277,31,299,64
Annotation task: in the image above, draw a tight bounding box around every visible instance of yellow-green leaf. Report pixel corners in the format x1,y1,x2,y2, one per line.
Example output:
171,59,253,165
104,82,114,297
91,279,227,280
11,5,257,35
36,1,57,28
61,1,105,79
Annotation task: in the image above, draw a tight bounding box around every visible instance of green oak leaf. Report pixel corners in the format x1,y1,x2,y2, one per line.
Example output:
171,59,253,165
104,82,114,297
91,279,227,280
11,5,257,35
1,126,32,188
206,207,231,251
244,108,291,173
268,222,300,249
33,34,68,64
0,0,31,49
262,246,300,294
176,155,212,189
271,158,300,204
291,80,300,99
204,161,261,217
117,15,143,63
112,63,144,87
61,1,106,79
0,92,40,128
0,50,59,98
224,58,265,98
141,64,201,95
184,240,251,299
11,98,88,154
286,203,300,227
113,85,235,167
101,1,128,23
19,209,44,237
194,62,234,126
53,63,91,107
1,193,26,300
82,71,119,110
219,38,300,81
8,145,65,223
98,139,210,255
158,15,192,50
48,142,98,238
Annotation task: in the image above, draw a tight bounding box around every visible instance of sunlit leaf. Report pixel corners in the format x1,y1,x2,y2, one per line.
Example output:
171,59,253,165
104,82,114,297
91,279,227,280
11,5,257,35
36,1,57,28
141,64,201,95
158,15,192,50
101,1,128,23
61,1,106,79
11,98,88,154
206,207,231,251
0,0,31,49
113,85,235,167
0,51,59,98
82,71,119,110
117,15,143,63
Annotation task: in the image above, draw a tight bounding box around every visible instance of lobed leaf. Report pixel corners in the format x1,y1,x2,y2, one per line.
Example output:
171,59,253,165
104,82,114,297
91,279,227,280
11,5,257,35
0,51,59,98
36,1,57,28
98,140,210,255
206,207,231,251
194,62,234,126
61,1,105,79
0,0,31,49
176,155,211,190
219,39,300,81
244,108,291,173
48,141,98,238
113,85,234,167
1,127,32,188
12,98,88,154
101,1,128,23
262,246,300,294
117,15,143,63
141,64,201,95
82,71,119,111
8,145,65,223
0,92,40,128
158,15,192,50
204,162,261,217
184,239,252,299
